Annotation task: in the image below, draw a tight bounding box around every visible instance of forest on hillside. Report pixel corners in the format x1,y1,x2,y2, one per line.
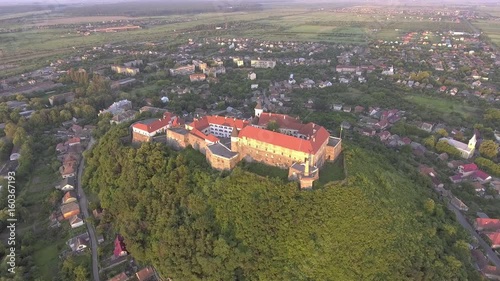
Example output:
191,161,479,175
83,126,482,281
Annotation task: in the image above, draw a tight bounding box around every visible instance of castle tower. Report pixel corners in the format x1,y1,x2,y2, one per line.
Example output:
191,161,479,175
255,99,263,117
230,126,239,153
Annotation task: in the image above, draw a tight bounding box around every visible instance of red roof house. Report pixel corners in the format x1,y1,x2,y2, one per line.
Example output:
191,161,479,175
475,218,500,231
114,235,128,258
473,170,492,183
486,232,500,249
458,163,478,175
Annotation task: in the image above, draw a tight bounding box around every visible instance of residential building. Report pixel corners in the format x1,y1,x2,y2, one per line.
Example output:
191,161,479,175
251,60,276,69
111,65,140,76
108,272,129,281
248,72,256,80
169,65,195,76
56,176,75,191
69,214,84,229
189,73,206,82
132,112,174,142
135,267,155,281
475,218,500,231
62,190,78,204
486,232,500,249
49,92,75,106
61,201,80,219
114,235,128,257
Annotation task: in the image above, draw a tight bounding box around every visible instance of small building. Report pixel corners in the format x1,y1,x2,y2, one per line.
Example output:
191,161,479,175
61,201,80,219
132,112,173,143
108,272,129,281
62,190,78,204
69,214,84,229
248,72,256,80
135,267,155,281
486,232,500,249
189,73,206,82
114,235,128,258
451,196,468,211
475,218,500,232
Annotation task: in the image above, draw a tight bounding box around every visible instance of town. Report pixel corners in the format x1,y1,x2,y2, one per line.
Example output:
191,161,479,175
0,1,500,281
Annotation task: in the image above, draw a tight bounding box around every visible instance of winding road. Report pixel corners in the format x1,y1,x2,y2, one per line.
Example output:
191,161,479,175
77,137,100,281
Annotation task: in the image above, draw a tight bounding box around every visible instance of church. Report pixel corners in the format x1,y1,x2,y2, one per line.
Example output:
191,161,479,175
166,101,342,188
439,134,477,159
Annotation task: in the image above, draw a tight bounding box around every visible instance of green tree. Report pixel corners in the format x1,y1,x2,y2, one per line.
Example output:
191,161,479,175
479,140,499,159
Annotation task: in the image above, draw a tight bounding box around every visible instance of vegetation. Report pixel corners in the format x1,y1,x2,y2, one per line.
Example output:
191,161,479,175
435,140,461,158
83,126,481,280
479,140,499,159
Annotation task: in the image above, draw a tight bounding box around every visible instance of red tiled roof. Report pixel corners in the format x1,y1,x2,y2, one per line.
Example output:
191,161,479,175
132,112,172,133
238,125,329,154
114,235,127,257
136,267,154,281
67,137,80,144
474,170,491,181
460,163,478,173
476,218,500,230
190,128,219,143
191,116,249,131
256,113,303,130
108,272,128,281
486,232,500,245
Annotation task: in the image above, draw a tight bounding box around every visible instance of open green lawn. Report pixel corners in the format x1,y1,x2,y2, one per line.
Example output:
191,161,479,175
316,153,345,187
33,238,66,280
404,94,478,119
241,161,288,180
473,20,500,46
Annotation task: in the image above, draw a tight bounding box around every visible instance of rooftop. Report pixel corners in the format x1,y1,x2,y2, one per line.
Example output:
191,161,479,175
207,143,238,159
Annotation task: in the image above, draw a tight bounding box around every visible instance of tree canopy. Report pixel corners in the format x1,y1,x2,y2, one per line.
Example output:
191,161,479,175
84,126,481,281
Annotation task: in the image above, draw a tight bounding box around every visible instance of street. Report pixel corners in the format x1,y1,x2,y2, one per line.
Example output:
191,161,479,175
77,137,100,281
447,202,500,268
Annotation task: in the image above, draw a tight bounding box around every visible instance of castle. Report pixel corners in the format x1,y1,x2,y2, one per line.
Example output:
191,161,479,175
165,101,342,189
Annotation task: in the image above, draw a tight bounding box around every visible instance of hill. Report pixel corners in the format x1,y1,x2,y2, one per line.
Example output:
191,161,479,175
83,126,481,280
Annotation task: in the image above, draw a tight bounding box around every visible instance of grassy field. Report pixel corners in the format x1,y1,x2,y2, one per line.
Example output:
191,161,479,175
316,153,345,187
33,238,66,280
241,161,289,180
473,19,500,46
404,94,478,119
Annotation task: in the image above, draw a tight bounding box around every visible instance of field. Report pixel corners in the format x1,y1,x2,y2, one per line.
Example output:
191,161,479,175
404,94,478,119
0,5,477,76
473,19,500,46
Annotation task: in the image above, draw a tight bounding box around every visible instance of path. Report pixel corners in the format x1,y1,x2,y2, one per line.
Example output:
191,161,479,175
77,137,100,281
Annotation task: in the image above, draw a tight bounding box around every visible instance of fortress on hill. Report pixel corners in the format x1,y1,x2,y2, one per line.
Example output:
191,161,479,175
164,101,342,189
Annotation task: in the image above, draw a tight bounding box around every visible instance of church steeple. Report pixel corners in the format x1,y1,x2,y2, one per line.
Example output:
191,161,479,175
468,134,477,150
254,99,263,117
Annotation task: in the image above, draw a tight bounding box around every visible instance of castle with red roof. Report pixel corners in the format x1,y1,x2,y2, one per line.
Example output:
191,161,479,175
166,101,342,188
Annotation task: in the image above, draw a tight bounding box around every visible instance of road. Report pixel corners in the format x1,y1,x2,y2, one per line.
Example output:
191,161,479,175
77,137,100,281
447,202,500,268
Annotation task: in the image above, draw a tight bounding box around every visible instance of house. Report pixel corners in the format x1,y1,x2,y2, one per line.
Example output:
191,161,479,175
108,272,129,281
250,60,276,69
114,235,128,257
62,190,78,204
49,92,75,106
341,121,351,130
251,84,259,89
132,112,174,142
332,104,342,111
248,72,256,80
67,234,89,252
449,174,464,184
379,131,391,141
458,163,478,176
486,232,500,249
56,143,68,154
110,110,138,125
420,122,434,133
66,137,81,147
475,218,500,231
473,170,492,184
56,177,76,191
169,65,195,76
482,266,500,280
189,73,206,82
61,201,80,219
451,196,469,211
354,106,365,113
343,106,351,113
111,65,140,76
135,267,155,281
60,161,77,178
471,182,485,193
69,214,84,229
